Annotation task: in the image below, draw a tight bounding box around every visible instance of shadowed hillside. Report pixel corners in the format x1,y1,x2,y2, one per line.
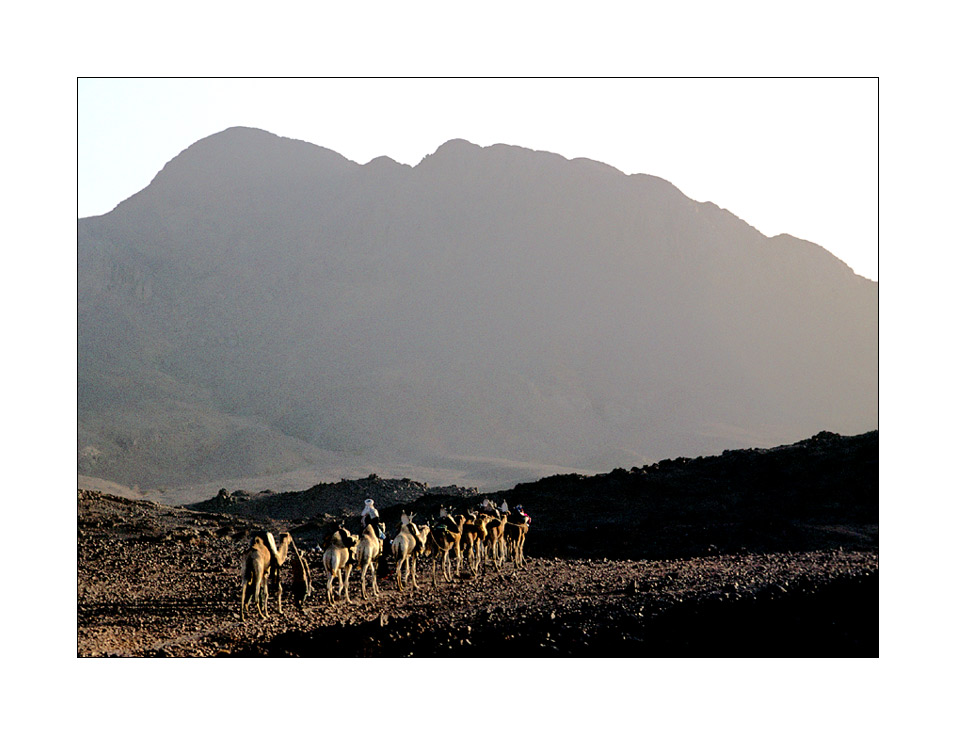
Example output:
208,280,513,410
78,127,877,491
186,430,877,561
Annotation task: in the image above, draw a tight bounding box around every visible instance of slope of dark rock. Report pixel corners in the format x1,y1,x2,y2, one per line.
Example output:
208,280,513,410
498,429,879,560
195,430,877,559
186,474,480,523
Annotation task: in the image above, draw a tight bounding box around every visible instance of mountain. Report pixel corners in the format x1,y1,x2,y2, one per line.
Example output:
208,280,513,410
77,127,877,496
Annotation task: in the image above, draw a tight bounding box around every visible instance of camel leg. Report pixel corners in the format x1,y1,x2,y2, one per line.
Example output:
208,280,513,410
275,578,283,615
254,579,267,619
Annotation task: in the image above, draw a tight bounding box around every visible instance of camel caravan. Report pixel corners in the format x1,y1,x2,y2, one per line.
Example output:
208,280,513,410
237,497,531,620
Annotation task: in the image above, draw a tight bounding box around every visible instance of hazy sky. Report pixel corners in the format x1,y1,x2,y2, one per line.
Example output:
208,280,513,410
78,78,877,280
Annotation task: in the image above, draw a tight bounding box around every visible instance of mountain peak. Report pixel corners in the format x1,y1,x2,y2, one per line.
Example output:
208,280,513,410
125,127,356,210
434,138,481,154
365,154,409,169
418,138,484,165
176,126,352,166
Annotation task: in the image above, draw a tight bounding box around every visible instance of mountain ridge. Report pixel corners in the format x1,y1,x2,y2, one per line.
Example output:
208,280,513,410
78,128,876,497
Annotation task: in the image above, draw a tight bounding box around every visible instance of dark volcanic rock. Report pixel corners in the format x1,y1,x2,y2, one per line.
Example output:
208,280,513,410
187,475,479,528
183,431,876,557
498,430,878,560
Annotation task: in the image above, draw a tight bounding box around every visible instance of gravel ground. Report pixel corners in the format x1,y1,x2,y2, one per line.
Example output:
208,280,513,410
77,490,877,657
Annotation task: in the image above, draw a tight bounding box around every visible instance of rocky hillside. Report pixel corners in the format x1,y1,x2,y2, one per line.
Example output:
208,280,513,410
186,430,877,561
78,127,876,491
187,474,480,522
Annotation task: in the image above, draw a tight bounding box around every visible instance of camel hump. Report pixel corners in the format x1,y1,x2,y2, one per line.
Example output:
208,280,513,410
261,531,280,559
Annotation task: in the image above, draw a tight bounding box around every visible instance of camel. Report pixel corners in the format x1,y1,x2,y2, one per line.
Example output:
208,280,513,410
391,512,430,592
240,531,293,621
322,527,358,605
289,538,313,610
460,512,492,575
425,510,465,584
240,536,272,621
482,511,508,572
504,513,529,569
355,517,386,600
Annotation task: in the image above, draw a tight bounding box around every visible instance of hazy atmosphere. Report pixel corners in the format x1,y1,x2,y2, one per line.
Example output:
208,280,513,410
79,79,877,280
78,100,877,503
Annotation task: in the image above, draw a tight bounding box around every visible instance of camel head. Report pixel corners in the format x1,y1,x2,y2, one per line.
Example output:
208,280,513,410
326,527,357,548
415,524,430,552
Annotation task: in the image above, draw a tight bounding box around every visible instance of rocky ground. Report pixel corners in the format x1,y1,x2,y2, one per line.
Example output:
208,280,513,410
77,482,877,656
